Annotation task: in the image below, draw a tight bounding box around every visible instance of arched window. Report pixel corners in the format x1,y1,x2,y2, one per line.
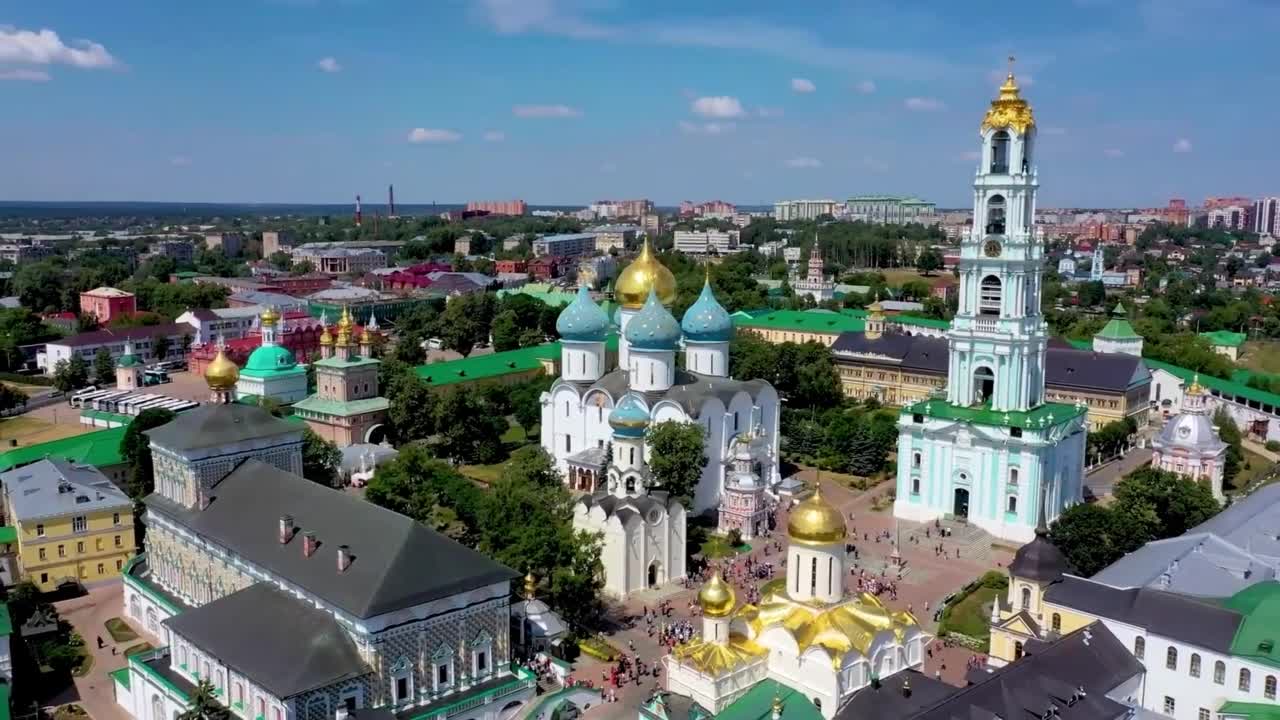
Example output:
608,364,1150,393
1009,468,1019,486
1014,641,1024,660
979,275,1002,315
986,195,1006,235
1134,637,1145,659
152,695,164,720
1006,495,1018,514
1051,613,1061,633
1265,675,1276,700
1239,668,1251,692
1020,586,1031,609
1189,653,1201,678
912,452,921,468
911,477,920,495
1166,646,1177,670
990,131,1010,174
1214,660,1226,685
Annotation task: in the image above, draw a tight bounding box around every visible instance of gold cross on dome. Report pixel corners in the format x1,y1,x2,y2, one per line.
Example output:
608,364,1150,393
1008,55,1016,74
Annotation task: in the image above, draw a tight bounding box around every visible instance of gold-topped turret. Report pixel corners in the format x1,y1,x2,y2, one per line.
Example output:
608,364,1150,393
1187,373,1206,396
787,485,847,545
259,306,280,326
698,572,736,618
335,306,354,346
524,572,537,600
981,56,1035,135
205,346,240,391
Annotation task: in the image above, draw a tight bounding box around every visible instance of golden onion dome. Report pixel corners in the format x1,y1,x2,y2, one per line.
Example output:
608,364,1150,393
1187,373,1205,396
616,237,678,308
259,306,280,326
337,306,355,331
787,486,847,545
319,326,334,346
205,347,240,390
981,62,1035,135
698,572,736,618
867,299,884,314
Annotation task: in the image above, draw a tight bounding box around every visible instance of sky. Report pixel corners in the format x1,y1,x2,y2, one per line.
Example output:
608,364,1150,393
2,0,1278,208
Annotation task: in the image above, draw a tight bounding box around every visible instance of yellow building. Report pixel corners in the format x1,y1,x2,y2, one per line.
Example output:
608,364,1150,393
0,458,136,591
987,523,1092,665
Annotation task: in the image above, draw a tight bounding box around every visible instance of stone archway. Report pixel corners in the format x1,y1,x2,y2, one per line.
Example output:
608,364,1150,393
648,561,663,588
364,424,387,444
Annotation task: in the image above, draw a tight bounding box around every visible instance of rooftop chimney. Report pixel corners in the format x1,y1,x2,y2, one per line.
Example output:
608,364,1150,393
303,531,318,557
197,486,211,510
279,515,295,544
337,545,353,572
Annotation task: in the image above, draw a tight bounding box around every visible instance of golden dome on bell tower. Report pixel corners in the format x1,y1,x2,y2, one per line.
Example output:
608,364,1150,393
698,573,736,618
981,57,1035,135
616,236,678,308
204,347,240,390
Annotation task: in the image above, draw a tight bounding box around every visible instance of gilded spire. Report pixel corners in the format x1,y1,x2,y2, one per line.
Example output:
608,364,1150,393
524,572,536,600
981,55,1035,134
771,692,783,720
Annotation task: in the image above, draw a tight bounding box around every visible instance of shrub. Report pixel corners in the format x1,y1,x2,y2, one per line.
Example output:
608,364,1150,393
1266,440,1280,453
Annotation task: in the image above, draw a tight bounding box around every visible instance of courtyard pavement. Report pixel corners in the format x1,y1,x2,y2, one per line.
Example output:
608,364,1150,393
49,581,154,720
575,473,1009,719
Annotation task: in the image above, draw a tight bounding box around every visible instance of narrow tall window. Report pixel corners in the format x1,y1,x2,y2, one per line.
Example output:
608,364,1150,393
1239,668,1251,692
1190,653,1201,678
1134,637,1145,659
990,131,1010,174
1020,586,1031,609
1166,646,1177,670
810,557,817,595
1051,613,1061,632
1214,661,1226,685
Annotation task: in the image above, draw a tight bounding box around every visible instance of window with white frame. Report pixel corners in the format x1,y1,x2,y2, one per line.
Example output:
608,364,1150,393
472,630,493,677
432,645,453,692
1163,697,1175,715
1214,660,1226,685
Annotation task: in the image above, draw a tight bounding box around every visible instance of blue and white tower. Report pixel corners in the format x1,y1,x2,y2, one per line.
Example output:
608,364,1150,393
893,67,1087,545
556,285,609,383
624,288,681,393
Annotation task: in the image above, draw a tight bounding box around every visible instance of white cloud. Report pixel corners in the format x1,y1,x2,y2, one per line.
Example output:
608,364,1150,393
472,0,616,39
512,104,582,118
170,155,192,167
1103,148,1125,158
691,95,745,118
408,128,463,143
756,106,784,118
791,77,816,93
483,130,506,142
904,97,945,111
0,68,49,81
854,79,876,94
786,156,822,169
0,26,119,69
1173,137,1193,153
316,56,341,73
679,121,735,135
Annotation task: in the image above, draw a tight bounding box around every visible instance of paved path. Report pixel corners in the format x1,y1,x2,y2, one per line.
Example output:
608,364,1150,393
1084,448,1152,499
51,582,151,720
574,473,1008,719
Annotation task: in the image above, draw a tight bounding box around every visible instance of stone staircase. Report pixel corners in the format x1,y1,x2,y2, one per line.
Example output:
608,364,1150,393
896,516,997,566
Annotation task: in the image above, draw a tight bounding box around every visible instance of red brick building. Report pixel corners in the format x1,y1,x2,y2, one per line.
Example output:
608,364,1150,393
188,311,328,373
528,257,562,280
495,259,528,274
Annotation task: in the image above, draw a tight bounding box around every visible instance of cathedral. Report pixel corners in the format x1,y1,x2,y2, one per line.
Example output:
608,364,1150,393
235,307,308,405
892,70,1087,544
540,242,782,517
116,355,535,720
664,490,927,718
1150,376,1228,501
541,242,781,595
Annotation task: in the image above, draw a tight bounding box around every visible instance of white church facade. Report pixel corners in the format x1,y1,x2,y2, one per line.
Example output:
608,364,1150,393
893,70,1088,544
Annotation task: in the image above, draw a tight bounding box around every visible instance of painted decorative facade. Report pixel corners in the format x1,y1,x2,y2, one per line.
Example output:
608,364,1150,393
892,71,1087,544
1151,376,1228,501
292,307,389,447
235,307,308,404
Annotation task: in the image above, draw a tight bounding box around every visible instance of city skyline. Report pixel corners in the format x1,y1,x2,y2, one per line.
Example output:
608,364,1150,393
2,0,1277,206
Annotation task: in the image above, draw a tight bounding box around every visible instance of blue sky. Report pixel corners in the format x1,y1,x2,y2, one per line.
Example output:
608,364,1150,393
2,0,1277,207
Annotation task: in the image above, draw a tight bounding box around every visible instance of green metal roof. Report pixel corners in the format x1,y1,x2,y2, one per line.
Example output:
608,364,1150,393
1219,702,1280,720
110,667,131,691
81,409,133,424
1201,330,1248,348
313,355,380,369
901,399,1087,430
413,335,620,388
0,425,129,472
1096,306,1140,339
736,309,865,334
716,678,822,720
292,396,389,417
893,314,950,330
0,527,14,544
496,284,577,308
1145,359,1280,412
1221,581,1280,669
0,603,11,636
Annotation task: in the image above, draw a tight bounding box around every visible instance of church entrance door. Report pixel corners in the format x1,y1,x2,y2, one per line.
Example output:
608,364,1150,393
953,488,970,519
647,561,663,588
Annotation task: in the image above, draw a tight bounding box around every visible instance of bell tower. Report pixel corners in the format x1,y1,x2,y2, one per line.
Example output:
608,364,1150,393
946,59,1047,413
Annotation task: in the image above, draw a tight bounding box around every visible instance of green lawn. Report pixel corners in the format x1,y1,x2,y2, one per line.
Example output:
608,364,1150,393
0,415,91,445
1229,448,1276,494
938,573,1008,648
1240,341,1280,375
104,617,138,643
699,537,751,559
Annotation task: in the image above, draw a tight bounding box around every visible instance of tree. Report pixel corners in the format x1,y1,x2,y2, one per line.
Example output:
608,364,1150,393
433,387,507,463
365,444,484,540
290,260,316,276
121,408,178,499
437,293,495,357
13,260,66,312
509,376,551,436
491,309,521,352
93,347,116,385
386,374,439,442
1212,407,1245,487
52,355,90,394
645,421,707,507
503,445,561,488
1076,280,1106,308
915,247,944,276
266,251,293,271
152,333,172,362
178,680,231,720
1048,503,1126,577
302,428,342,487
1113,466,1220,538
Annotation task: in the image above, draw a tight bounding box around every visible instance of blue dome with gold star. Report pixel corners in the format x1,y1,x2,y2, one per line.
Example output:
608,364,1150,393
681,278,732,342
608,393,650,437
556,285,610,342
624,288,681,350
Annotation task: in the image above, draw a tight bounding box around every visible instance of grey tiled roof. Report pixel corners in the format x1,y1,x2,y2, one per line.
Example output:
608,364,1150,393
1009,532,1074,583
1091,484,1280,596
1,458,130,522
572,368,773,417
1044,576,1241,653
144,403,302,452
145,459,517,619
164,582,370,698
